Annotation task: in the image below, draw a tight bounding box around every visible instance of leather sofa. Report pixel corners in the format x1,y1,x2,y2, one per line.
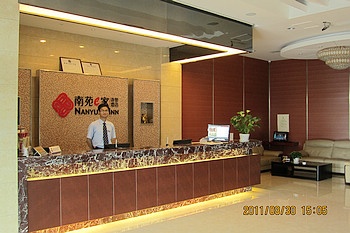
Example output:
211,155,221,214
300,139,350,174
252,145,283,171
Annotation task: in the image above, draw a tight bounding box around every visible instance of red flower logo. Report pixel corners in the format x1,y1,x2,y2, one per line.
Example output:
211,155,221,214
52,93,74,117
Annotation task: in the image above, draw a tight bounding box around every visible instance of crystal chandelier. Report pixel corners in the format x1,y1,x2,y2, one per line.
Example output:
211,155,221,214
317,46,350,70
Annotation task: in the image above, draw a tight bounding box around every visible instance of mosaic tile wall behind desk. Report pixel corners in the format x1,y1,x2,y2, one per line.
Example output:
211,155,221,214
38,70,128,153
18,68,31,134
133,79,160,148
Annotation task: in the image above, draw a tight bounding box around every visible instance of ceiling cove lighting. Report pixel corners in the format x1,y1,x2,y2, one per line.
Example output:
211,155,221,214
317,46,350,70
173,51,244,64
19,4,245,63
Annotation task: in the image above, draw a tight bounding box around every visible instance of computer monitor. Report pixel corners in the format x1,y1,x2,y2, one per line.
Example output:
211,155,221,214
207,124,230,142
273,131,288,142
104,144,116,149
104,143,131,149
117,143,131,149
173,139,192,146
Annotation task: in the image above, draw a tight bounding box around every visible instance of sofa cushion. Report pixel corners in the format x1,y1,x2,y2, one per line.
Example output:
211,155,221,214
324,158,350,173
332,141,350,159
252,146,264,155
252,146,282,157
303,140,334,158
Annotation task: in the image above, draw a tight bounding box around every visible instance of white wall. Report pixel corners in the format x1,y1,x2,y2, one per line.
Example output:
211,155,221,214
0,0,19,232
161,63,182,146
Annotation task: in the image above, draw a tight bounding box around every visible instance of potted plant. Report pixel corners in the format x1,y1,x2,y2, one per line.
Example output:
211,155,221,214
230,110,261,142
290,151,302,164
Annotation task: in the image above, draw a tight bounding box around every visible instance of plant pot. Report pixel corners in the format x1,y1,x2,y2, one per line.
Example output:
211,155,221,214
293,158,300,164
239,133,250,142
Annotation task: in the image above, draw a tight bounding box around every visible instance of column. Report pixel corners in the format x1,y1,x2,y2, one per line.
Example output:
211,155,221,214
0,0,19,232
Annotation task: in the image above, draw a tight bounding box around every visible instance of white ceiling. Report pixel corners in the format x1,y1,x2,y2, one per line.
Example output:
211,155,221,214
178,0,350,61
20,0,350,62
177,0,350,61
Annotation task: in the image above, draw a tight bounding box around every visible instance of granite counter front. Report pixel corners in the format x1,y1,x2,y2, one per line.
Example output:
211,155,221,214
18,141,261,233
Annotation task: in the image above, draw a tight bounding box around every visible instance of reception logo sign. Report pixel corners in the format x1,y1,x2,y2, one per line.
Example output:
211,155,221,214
52,92,119,118
52,93,74,117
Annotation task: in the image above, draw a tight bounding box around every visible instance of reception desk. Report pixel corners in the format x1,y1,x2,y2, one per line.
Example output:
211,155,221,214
18,141,261,233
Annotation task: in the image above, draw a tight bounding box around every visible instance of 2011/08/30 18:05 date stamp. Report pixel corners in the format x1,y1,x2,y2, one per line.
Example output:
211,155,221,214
242,205,328,216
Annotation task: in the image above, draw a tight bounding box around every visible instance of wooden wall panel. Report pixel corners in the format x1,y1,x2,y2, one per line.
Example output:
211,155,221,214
25,156,259,232
308,60,349,139
114,170,136,214
223,158,237,190
183,55,350,149
176,163,193,201
61,176,88,225
209,160,224,194
89,173,113,220
270,60,307,145
213,56,243,126
237,156,250,187
182,56,269,143
157,166,176,205
244,58,269,142
136,168,157,210
249,155,261,185
194,162,209,198
182,60,213,141
28,179,60,232
270,59,350,145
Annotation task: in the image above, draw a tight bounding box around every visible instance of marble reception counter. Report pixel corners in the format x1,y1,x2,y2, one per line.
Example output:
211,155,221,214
18,141,261,233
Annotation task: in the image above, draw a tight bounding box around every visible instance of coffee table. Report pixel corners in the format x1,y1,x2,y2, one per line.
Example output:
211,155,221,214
271,161,332,181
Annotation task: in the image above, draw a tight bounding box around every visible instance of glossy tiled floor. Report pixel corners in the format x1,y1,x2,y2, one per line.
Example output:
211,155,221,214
71,173,350,233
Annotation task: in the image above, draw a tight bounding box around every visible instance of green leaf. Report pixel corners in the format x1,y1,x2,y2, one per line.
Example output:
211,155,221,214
230,110,260,134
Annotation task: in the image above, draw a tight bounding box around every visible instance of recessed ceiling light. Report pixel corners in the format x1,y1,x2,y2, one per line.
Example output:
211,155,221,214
114,50,120,54
40,39,46,43
79,45,84,48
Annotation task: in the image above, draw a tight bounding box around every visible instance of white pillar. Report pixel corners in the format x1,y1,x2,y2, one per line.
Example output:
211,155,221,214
0,0,19,232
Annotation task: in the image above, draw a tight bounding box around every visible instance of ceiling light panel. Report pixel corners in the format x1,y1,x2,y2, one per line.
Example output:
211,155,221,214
19,0,252,62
